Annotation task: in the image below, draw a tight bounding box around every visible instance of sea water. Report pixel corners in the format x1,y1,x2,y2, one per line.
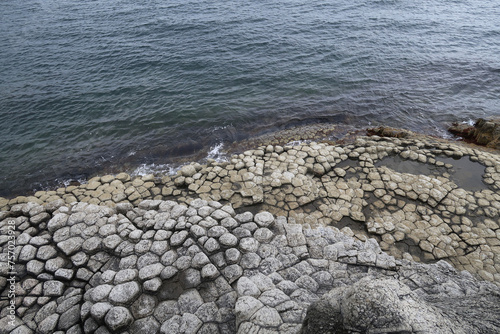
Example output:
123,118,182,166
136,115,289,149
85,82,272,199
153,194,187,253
1,0,499,196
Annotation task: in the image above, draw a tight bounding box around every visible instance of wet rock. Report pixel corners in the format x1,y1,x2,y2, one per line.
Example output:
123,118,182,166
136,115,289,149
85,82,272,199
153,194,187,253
449,118,500,149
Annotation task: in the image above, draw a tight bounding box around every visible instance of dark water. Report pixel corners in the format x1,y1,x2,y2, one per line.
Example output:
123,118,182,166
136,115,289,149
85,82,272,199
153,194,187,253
1,0,499,196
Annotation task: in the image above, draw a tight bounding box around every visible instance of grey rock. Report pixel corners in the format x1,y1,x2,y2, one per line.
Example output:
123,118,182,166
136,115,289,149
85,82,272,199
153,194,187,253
102,235,122,250
71,252,89,267
250,273,275,292
173,255,192,271
311,271,333,287
198,206,215,218
10,325,34,334
259,288,290,307
236,277,260,297
114,269,138,284
108,281,141,305
154,300,180,322
301,277,500,334
160,314,202,334
47,213,68,232
19,245,37,262
225,248,241,264
56,292,82,314
34,301,57,324
235,296,264,326
90,302,113,321
177,289,204,314
223,264,243,284
170,204,188,219
201,263,219,280
129,317,160,334
211,209,231,220
104,306,133,332
179,268,201,288
191,252,210,268
254,212,274,227
118,255,137,270
221,217,239,230
82,236,102,253
251,306,283,327
233,227,252,239
240,252,261,269
253,228,274,243
235,212,254,223
137,253,160,269
150,240,169,255
144,277,163,292
131,294,157,319
43,280,64,296
276,280,299,295
170,230,189,246
190,225,206,238
208,226,228,238
57,304,80,330
204,237,220,253
219,233,238,247
89,284,113,302
134,239,152,254
160,266,179,280
31,212,51,224
180,313,203,333
54,268,74,281
100,270,116,284
30,236,50,246
37,313,59,334
295,275,319,293
37,245,57,261
239,237,259,252
84,318,99,333
195,302,219,323
139,263,164,281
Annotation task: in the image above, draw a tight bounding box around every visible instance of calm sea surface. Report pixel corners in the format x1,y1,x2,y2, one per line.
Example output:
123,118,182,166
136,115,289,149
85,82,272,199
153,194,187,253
1,0,499,196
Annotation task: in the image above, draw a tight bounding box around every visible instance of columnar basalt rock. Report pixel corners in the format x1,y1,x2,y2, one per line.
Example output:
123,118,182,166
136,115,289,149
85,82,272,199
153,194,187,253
2,129,500,333
1,198,499,333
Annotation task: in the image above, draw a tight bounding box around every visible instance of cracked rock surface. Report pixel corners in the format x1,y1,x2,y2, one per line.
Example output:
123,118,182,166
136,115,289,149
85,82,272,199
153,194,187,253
2,198,500,333
2,131,500,333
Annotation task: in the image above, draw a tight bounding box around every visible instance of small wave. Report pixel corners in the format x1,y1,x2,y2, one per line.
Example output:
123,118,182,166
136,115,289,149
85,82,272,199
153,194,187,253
131,163,179,177
286,140,309,146
463,119,475,126
206,143,227,163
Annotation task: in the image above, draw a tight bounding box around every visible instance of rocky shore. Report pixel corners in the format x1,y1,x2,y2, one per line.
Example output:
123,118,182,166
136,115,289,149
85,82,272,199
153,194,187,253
2,125,500,333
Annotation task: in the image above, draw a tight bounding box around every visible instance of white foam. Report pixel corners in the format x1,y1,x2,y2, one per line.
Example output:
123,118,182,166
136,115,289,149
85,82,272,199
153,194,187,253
286,140,308,146
131,163,179,177
464,119,475,126
206,143,227,162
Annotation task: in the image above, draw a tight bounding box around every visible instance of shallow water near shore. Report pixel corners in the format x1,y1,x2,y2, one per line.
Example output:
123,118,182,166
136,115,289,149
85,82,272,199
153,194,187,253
1,0,499,196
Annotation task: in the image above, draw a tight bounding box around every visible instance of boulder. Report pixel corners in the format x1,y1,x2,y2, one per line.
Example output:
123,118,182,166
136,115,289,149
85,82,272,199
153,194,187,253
301,276,500,334
448,118,500,149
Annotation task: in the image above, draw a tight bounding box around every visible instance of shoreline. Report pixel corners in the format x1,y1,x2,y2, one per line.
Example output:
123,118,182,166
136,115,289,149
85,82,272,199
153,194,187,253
2,124,500,333
2,125,500,282
0,121,465,200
